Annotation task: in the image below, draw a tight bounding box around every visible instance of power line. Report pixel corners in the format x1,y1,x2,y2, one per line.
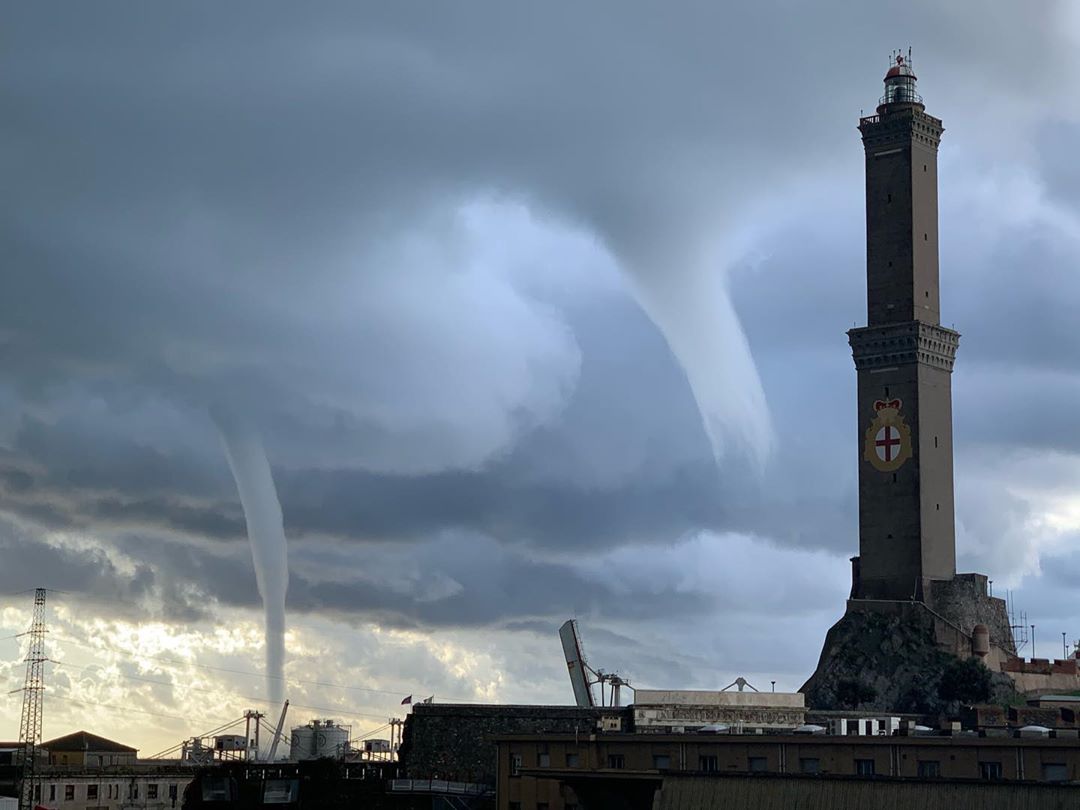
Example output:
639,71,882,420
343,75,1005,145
48,693,190,722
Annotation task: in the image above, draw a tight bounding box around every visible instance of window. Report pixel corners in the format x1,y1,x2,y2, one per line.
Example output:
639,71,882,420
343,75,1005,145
979,761,1003,781
148,783,159,799
748,757,768,773
64,784,75,801
169,784,179,800
537,752,550,768
509,803,521,810
87,784,99,800
1042,763,1068,782
607,754,625,769
565,752,580,768
653,754,671,770
855,759,875,776
536,804,548,810
800,758,820,774
917,760,940,778
49,785,56,801
33,786,40,802
699,755,718,772
510,753,523,777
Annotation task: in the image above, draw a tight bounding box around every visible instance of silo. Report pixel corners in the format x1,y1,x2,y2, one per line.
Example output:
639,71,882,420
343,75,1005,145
289,719,349,761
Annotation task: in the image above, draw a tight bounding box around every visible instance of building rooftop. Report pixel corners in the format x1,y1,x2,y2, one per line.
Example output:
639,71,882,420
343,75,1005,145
41,731,137,754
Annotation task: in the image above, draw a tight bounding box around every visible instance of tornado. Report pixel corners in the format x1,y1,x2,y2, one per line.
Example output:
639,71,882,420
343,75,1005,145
214,411,289,706
626,263,773,472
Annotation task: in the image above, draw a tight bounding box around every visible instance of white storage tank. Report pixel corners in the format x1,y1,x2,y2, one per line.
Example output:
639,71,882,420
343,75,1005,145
290,719,350,761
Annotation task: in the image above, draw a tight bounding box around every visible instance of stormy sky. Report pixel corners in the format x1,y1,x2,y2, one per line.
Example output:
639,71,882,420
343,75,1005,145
2,3,1080,752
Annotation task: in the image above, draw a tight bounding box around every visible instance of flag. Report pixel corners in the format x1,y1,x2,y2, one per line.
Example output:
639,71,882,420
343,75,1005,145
422,695,434,704
400,695,412,705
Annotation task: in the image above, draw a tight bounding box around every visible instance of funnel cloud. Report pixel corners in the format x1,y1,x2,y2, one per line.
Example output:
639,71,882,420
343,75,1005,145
215,413,289,706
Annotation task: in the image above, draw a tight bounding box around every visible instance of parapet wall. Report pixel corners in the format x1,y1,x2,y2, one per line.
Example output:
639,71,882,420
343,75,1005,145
1001,657,1080,695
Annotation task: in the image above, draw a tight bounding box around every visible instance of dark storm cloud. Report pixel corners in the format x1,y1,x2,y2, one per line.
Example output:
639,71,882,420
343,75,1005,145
0,517,154,606
2,0,1079,642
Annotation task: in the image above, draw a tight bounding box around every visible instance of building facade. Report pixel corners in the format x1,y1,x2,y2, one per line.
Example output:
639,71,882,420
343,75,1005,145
497,732,1080,810
29,766,192,810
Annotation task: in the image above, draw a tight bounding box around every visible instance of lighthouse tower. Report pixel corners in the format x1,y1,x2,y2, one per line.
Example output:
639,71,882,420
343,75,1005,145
802,55,1017,711
848,53,958,603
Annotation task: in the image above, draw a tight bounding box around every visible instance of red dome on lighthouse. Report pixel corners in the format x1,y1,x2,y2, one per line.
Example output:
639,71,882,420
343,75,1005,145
885,54,917,81
878,50,922,110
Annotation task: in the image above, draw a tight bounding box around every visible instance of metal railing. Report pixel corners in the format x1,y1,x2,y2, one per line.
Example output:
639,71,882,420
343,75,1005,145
388,779,493,796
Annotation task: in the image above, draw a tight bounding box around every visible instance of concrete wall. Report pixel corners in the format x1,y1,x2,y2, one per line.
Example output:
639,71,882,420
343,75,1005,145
632,691,805,732
631,691,802,709
400,704,623,787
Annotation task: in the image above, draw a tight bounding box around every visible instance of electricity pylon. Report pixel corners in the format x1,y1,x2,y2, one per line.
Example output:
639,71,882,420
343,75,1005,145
17,588,47,810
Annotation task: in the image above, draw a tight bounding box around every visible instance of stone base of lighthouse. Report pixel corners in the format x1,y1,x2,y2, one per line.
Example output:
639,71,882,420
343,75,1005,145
801,573,1016,712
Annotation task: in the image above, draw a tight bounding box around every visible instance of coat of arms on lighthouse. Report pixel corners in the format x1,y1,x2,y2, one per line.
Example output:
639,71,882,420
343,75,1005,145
864,398,912,472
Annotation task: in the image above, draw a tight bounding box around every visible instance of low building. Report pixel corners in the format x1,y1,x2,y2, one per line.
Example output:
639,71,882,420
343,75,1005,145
28,764,194,810
497,730,1080,809
16,732,195,810
42,731,138,768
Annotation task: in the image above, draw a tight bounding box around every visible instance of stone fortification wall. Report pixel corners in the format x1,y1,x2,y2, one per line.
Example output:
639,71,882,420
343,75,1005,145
399,704,624,786
1002,657,1080,695
801,600,1016,712
929,575,1015,655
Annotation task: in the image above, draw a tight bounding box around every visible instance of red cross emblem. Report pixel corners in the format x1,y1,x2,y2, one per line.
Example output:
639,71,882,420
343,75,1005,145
875,426,902,462
864,398,911,472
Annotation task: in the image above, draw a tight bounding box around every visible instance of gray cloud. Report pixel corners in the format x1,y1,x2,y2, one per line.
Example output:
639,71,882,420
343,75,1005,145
1,2,1079,734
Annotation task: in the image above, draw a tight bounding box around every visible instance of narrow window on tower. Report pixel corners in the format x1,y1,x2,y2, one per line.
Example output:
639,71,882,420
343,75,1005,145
925,291,929,298
934,436,938,448
924,233,928,241
892,473,897,483
887,193,892,203
937,504,940,511
884,387,889,397
923,164,927,172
